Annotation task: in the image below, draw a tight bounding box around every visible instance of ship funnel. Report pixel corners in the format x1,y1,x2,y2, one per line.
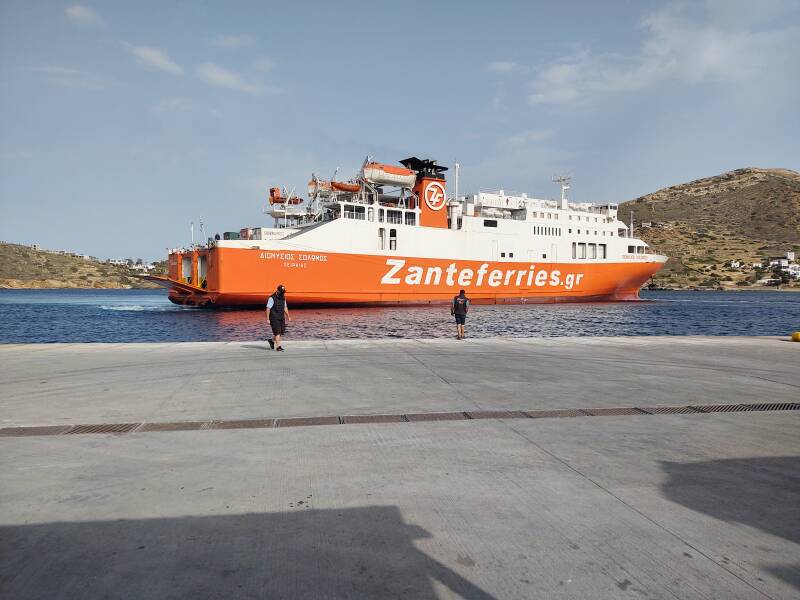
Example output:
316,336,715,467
400,157,449,229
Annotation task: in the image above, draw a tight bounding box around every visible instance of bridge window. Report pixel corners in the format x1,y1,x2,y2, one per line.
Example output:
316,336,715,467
405,212,416,226
387,210,402,224
344,205,366,220
379,209,385,223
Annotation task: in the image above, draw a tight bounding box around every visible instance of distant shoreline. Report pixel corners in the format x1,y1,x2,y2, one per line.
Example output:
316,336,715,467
645,286,800,293
0,280,159,290
2,283,797,293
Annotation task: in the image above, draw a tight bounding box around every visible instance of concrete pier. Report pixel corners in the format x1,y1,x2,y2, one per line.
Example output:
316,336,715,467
1,336,799,599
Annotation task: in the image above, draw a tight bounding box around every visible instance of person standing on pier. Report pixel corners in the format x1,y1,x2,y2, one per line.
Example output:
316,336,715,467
451,289,470,340
267,284,291,351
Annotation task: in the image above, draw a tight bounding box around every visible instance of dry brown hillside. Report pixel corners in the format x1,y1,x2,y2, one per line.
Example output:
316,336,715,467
621,168,800,289
0,243,159,289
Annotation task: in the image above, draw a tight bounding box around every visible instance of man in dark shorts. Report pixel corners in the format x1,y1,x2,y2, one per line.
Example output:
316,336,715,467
266,284,291,351
451,289,469,340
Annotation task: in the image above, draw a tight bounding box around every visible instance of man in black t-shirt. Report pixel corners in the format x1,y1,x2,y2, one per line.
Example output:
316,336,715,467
451,289,469,340
266,284,291,351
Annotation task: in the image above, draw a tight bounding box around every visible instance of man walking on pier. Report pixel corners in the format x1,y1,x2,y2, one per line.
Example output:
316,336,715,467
267,284,291,351
451,289,469,340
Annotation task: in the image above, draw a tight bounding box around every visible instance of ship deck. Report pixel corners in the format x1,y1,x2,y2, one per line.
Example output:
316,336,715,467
1,336,798,599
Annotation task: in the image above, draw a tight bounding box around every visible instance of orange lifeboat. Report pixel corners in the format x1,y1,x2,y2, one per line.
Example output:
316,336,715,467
331,181,361,193
363,162,416,188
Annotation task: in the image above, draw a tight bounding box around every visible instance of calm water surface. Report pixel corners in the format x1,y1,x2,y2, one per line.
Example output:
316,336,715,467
0,289,798,343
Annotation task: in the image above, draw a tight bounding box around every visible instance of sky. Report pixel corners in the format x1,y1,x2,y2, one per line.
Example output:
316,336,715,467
1,0,798,261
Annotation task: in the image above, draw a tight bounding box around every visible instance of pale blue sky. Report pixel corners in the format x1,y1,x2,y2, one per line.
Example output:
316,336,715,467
1,0,798,260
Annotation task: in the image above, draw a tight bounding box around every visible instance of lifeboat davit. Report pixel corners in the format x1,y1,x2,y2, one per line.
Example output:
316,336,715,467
363,162,416,188
308,179,361,196
308,179,333,197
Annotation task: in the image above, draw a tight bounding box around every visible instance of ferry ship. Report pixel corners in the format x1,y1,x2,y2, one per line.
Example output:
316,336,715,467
146,157,666,307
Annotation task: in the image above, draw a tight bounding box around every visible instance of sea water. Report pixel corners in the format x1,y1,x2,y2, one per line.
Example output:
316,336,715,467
0,289,798,343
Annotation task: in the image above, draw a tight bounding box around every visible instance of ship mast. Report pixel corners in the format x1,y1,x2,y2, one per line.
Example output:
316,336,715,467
552,174,570,210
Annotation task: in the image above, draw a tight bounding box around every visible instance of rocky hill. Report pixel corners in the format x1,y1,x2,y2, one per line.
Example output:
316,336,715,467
0,243,160,289
621,168,800,289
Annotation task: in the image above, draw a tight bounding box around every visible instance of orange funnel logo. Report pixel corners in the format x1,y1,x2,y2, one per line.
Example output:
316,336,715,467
424,181,446,211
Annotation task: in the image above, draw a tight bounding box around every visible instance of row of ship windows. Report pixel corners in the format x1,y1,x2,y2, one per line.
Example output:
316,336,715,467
533,226,560,236
573,243,608,260
484,220,617,238
569,229,615,236
569,215,608,223
345,205,416,226
528,213,609,223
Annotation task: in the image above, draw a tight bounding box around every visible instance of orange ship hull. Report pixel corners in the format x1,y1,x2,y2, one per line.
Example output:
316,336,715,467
149,247,664,307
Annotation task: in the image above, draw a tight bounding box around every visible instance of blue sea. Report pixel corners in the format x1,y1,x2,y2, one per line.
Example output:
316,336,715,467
0,289,798,343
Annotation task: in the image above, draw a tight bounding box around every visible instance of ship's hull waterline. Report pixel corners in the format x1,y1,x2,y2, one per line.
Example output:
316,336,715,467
149,247,665,308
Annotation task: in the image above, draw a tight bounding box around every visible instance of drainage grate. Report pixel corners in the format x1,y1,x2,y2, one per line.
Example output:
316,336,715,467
742,402,800,412
690,404,746,413
465,410,527,420
67,423,140,435
584,407,649,417
209,418,276,430
405,412,468,422
137,421,208,432
639,406,699,415
1,402,798,438
276,416,340,428
341,414,407,424
525,409,587,419
0,425,73,437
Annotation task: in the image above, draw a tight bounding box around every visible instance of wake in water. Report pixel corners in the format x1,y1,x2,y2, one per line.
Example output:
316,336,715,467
100,304,189,312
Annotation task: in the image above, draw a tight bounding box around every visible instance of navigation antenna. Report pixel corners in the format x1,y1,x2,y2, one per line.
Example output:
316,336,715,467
552,174,570,210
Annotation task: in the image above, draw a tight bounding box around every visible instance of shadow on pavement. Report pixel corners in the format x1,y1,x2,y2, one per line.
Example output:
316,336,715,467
0,505,496,600
660,456,800,590
240,344,271,351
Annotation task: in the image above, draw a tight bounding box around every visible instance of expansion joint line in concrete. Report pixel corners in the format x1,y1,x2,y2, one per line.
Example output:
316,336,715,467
400,347,481,409
0,402,797,439
499,422,779,600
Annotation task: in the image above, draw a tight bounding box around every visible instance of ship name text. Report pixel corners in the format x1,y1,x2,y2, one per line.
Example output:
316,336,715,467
381,259,584,290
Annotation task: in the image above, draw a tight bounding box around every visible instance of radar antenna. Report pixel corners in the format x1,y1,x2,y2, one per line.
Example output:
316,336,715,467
552,174,571,209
